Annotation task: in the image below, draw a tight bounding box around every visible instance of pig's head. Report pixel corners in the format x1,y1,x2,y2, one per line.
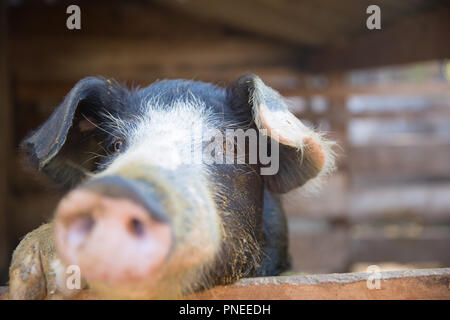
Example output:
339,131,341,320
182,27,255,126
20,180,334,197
20,75,335,298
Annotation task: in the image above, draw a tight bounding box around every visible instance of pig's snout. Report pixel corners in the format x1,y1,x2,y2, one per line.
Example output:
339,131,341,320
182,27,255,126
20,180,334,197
54,177,172,285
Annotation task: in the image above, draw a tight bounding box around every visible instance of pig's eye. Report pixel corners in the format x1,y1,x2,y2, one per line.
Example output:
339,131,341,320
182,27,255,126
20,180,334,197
112,140,123,153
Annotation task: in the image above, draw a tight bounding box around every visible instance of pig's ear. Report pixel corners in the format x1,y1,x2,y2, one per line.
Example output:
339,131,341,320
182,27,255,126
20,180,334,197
229,74,336,193
20,77,126,189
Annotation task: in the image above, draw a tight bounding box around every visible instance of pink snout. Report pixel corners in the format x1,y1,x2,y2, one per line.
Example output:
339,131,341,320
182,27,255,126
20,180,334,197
54,186,172,285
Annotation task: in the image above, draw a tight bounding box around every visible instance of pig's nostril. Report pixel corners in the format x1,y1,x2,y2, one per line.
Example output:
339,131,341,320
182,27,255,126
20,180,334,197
73,213,95,233
129,218,146,237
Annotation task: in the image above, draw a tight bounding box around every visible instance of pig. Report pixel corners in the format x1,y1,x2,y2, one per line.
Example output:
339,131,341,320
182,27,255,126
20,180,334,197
9,75,335,299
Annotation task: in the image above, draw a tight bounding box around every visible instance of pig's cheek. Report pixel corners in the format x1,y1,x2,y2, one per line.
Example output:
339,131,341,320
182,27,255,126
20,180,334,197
37,227,87,299
168,209,221,272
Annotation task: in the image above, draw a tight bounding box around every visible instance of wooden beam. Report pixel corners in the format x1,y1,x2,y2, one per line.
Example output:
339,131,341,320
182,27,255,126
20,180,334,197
283,81,450,98
1,268,449,299
156,0,439,47
155,0,328,46
10,36,297,83
9,2,298,84
12,65,306,105
188,268,450,300
305,8,450,72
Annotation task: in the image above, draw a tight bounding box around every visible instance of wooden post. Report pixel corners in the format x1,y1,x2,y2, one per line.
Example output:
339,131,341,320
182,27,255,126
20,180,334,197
327,73,350,172
0,0,11,285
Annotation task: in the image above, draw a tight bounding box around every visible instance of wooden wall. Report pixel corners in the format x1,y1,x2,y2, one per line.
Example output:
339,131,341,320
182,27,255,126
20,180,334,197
1,0,450,284
282,62,450,273
0,0,11,285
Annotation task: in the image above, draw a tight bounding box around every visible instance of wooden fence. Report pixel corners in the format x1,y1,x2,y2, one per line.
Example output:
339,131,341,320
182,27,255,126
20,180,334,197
1,268,449,300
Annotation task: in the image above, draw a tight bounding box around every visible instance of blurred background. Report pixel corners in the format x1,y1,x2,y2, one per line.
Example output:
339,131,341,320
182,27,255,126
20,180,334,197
1,0,450,285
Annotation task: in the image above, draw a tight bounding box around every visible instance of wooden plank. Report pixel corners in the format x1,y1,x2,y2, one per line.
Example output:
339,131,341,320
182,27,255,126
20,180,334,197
78,52,446,98
9,2,220,39
284,80,450,97
349,182,450,222
289,180,450,221
349,139,450,180
282,172,349,219
288,220,350,274
2,268,449,299
9,3,298,84
10,36,297,83
13,66,306,106
351,227,450,265
305,8,450,72
189,268,450,300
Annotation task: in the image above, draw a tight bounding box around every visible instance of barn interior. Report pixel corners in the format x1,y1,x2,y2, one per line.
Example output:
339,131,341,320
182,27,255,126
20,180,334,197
1,0,450,292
